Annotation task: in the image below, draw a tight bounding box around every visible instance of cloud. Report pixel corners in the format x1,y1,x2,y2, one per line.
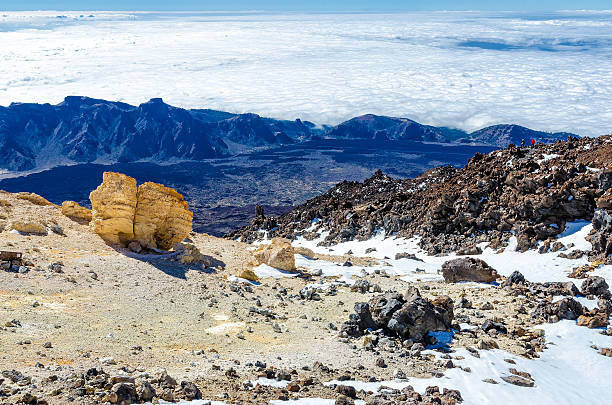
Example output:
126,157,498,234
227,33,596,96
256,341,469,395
0,11,610,136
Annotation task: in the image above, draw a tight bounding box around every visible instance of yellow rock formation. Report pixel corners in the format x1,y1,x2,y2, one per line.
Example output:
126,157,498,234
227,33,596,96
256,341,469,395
89,172,138,245
134,182,193,250
61,201,93,222
10,220,47,235
252,238,296,271
15,192,55,206
89,172,193,250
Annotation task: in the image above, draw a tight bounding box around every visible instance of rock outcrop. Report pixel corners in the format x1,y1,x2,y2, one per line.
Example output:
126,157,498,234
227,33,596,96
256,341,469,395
341,290,453,342
15,192,55,206
133,182,193,250
89,172,192,250
61,201,92,222
588,209,612,257
252,238,296,271
230,135,612,257
90,172,138,246
441,258,498,283
9,220,47,235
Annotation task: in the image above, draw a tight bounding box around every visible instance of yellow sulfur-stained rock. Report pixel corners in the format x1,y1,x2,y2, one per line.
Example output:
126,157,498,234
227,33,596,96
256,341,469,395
15,192,55,206
10,219,47,235
89,172,193,250
133,182,193,250
61,201,92,222
89,172,138,245
237,268,259,282
252,238,296,271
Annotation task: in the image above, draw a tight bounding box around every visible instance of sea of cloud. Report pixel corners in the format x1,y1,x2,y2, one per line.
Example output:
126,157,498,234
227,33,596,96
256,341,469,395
1,10,611,136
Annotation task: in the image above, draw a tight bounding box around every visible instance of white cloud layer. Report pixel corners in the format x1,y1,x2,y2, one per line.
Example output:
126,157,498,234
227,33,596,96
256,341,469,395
1,10,611,136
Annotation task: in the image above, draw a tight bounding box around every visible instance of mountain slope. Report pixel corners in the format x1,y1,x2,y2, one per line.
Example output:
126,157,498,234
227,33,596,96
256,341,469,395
229,135,612,256
0,97,577,172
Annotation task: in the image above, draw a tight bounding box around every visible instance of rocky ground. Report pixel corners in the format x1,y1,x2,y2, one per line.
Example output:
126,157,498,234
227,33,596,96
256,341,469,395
1,188,612,405
230,135,612,258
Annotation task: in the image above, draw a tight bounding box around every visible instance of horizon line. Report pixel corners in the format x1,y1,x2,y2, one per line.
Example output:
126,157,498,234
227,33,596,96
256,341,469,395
2,9,612,14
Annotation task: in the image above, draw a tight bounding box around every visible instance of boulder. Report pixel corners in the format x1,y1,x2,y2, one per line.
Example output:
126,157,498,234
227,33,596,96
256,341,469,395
252,238,296,271
387,297,452,341
9,220,47,235
89,172,193,249
342,290,453,342
15,192,54,206
532,297,584,322
581,276,610,299
133,182,193,250
504,270,526,286
577,312,609,328
237,268,259,282
90,172,138,245
173,242,205,265
61,201,92,222
535,281,580,297
588,209,612,257
441,257,498,283
369,293,405,326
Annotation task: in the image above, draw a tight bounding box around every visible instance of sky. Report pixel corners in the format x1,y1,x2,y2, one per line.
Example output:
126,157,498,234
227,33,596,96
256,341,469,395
1,0,611,12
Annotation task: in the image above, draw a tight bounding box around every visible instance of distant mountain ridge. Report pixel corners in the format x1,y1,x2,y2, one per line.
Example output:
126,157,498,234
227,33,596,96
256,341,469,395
0,97,577,172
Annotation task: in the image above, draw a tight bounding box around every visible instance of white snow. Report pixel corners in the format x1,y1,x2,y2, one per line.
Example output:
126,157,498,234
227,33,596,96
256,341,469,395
536,153,560,165
253,264,300,279
324,320,612,405
287,221,612,404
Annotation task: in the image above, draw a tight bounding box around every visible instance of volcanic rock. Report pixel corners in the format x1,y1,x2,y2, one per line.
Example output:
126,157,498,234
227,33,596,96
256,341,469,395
89,172,193,249
532,297,584,322
441,258,498,283
252,238,296,271
61,201,92,222
9,220,47,235
15,192,54,206
388,297,453,341
90,172,138,245
342,289,453,342
581,276,610,299
133,182,193,250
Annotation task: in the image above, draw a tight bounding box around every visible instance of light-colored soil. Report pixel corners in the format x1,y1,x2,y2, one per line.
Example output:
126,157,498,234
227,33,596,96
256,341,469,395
0,191,548,404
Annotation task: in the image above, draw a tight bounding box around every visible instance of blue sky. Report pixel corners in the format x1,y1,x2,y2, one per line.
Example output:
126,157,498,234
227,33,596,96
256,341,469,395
2,0,610,12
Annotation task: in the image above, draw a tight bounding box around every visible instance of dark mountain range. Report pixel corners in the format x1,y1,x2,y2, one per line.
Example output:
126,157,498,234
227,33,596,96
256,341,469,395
0,97,575,172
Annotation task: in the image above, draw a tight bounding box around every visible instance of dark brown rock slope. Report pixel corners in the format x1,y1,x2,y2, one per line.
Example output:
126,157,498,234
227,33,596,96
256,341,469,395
229,135,612,256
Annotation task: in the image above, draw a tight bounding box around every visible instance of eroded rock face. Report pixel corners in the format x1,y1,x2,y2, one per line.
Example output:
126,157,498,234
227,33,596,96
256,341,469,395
134,182,193,250
61,201,92,222
441,258,498,283
90,172,138,245
89,172,192,249
252,238,296,271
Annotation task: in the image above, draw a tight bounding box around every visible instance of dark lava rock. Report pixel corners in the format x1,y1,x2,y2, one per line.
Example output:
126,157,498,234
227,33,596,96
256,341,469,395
441,258,498,283
481,319,507,334
388,297,452,341
181,381,202,400
504,270,526,286
532,297,584,322
581,276,610,299
369,293,405,326
342,289,453,342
